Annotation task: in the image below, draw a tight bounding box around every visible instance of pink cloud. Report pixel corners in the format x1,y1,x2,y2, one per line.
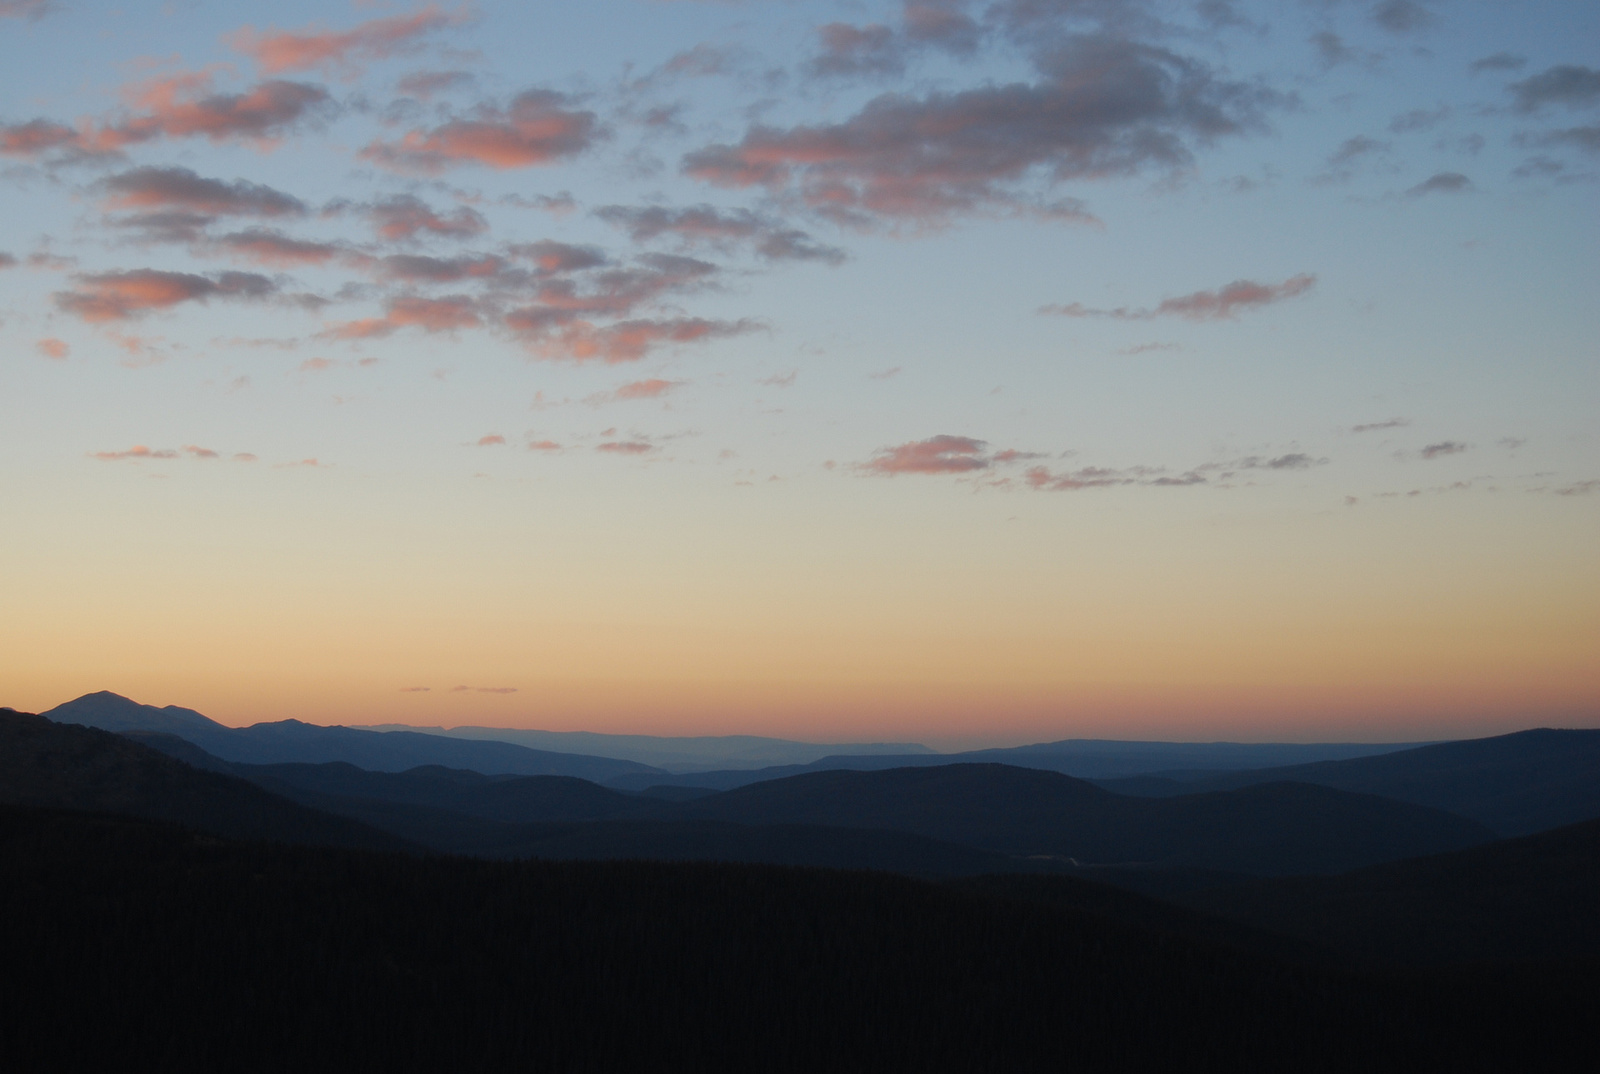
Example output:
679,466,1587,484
0,118,91,159
299,357,336,372
36,338,69,360
527,439,562,451
398,71,476,100
520,317,757,363
1042,275,1316,321
377,253,508,283
216,230,343,267
367,195,487,241
507,240,607,274
684,37,1269,225
865,435,990,475
323,295,480,339
96,73,333,150
90,445,179,461
99,165,304,216
228,7,461,76
612,378,678,400
477,434,506,446
182,445,219,459
54,269,275,321
361,89,598,173
596,440,654,455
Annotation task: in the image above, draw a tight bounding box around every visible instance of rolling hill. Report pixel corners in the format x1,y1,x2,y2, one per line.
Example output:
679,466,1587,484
660,764,1495,875
1156,728,1600,836
0,709,409,852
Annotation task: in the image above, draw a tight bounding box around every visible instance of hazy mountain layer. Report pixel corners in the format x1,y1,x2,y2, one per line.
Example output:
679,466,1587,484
604,739,1430,791
1118,729,1600,836
42,692,665,781
661,764,1494,875
353,723,937,771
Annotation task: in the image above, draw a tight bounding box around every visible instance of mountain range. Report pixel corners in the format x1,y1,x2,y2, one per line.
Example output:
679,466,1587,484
1093,728,1600,836
108,718,1493,877
41,691,664,782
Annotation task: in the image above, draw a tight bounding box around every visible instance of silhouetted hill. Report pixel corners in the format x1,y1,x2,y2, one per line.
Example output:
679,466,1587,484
1177,818,1600,967
357,722,936,771
3,804,1591,1071
240,761,643,823
662,764,1495,874
0,710,409,852
43,691,665,782
117,736,1496,879
605,738,1430,791
1176,728,1600,836
117,737,1050,874
479,819,1028,877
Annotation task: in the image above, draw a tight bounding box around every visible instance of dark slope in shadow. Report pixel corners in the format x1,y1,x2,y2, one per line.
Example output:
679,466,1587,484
3,804,1593,1071
1154,728,1600,835
1175,817,1600,967
662,763,1495,874
0,710,410,852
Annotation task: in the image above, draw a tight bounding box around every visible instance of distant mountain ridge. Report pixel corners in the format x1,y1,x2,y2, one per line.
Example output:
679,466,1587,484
125,727,1496,878
353,723,937,772
1112,729,1600,836
658,764,1494,876
604,738,1430,791
41,692,664,782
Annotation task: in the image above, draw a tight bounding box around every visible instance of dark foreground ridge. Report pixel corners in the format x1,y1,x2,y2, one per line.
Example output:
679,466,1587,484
1177,817,1600,966
1,804,1593,1073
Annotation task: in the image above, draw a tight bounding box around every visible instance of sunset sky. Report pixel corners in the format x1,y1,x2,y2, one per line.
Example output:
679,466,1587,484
1,0,1595,746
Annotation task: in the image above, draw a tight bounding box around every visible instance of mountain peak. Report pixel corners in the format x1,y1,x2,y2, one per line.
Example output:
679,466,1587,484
42,692,225,735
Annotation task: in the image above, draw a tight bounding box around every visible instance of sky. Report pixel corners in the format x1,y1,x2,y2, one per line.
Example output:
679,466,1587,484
0,0,1595,747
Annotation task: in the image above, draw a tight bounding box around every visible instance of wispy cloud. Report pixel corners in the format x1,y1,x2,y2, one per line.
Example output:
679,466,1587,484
1041,274,1315,321
228,6,464,76
322,295,480,339
1352,418,1410,433
596,440,654,455
864,435,992,475
55,269,276,321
